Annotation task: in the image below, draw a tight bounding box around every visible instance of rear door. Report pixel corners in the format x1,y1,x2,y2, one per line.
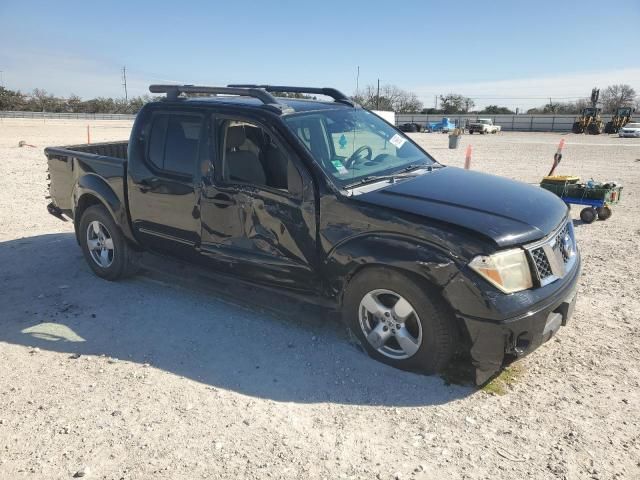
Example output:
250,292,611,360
128,108,206,254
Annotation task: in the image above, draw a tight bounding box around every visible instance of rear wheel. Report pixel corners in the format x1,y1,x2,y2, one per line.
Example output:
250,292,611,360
596,206,612,220
580,207,597,224
79,205,139,280
343,268,456,374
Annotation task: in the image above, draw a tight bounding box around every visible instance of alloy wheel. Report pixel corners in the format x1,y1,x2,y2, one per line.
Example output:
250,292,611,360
358,289,423,359
86,220,114,268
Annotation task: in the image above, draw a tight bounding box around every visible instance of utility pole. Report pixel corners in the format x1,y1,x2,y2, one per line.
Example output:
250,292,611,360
121,66,128,102
0,70,4,88
435,95,438,109
376,78,380,110
356,66,360,96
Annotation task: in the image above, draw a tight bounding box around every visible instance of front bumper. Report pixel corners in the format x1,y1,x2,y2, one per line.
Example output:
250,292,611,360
459,254,581,385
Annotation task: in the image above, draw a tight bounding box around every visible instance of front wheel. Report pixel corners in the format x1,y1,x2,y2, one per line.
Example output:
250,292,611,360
343,268,457,374
587,122,602,135
79,205,139,280
604,122,614,134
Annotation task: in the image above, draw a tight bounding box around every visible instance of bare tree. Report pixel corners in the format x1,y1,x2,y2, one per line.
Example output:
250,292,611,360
601,84,636,113
438,94,475,114
352,84,423,113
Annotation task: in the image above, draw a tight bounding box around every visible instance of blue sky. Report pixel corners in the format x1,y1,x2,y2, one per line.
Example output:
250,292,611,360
1,0,638,110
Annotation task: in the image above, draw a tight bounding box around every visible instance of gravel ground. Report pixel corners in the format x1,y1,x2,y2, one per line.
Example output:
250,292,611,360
0,119,639,480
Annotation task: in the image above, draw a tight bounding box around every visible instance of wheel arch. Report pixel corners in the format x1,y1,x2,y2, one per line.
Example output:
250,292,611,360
73,175,138,246
325,234,462,309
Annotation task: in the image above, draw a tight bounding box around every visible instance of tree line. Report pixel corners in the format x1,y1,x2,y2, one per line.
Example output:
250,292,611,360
0,87,155,114
352,83,637,115
526,85,637,114
1,83,636,115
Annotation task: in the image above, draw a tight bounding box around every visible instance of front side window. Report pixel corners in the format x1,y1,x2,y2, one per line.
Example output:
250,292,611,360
220,120,291,191
284,108,436,187
147,113,202,177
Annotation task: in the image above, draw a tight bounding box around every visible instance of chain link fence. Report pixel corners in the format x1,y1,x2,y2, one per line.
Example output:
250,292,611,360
395,114,616,132
0,111,136,120
1,111,619,133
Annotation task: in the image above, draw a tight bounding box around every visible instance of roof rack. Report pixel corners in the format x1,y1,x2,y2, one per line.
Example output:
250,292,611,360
148,84,293,113
227,85,356,107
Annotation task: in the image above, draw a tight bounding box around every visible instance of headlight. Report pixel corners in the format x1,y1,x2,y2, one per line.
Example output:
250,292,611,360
469,248,533,293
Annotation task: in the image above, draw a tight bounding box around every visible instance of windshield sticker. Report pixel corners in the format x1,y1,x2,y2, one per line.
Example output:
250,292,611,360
331,160,349,175
389,134,407,148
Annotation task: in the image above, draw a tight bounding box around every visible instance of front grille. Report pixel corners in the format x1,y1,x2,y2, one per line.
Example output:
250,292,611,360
527,219,576,286
532,247,552,279
554,223,571,263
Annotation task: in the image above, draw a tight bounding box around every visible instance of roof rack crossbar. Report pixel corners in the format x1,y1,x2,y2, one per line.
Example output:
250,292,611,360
148,84,292,112
227,85,356,107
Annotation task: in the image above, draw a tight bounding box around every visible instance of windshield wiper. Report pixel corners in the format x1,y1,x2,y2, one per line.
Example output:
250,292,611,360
346,163,442,189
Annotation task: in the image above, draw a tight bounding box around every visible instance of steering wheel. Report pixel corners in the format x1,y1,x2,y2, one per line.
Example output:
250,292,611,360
344,145,373,168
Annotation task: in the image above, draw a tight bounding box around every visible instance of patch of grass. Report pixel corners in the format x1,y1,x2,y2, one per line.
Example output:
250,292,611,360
481,364,525,395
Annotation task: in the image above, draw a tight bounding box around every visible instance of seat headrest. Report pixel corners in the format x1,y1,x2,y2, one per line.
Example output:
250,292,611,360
226,126,246,149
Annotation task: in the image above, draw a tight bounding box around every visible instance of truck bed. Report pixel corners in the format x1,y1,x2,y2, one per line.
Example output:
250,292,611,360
45,141,129,216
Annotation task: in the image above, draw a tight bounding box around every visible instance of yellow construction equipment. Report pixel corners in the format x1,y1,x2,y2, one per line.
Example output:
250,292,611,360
604,107,635,134
572,107,604,134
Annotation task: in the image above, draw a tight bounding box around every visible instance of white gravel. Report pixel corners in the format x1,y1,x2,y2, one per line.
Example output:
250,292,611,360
0,119,639,479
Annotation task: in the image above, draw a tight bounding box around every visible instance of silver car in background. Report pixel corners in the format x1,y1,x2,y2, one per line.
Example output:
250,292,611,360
618,122,640,138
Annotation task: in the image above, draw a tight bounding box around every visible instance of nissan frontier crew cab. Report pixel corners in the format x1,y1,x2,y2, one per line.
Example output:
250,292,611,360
45,84,580,384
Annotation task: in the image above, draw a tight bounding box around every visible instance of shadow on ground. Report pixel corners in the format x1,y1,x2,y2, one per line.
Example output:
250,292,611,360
0,233,474,406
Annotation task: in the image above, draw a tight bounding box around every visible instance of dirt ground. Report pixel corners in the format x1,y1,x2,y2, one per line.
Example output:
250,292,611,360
1,118,639,480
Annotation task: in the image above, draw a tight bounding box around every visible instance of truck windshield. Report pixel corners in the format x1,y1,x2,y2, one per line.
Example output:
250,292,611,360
284,108,436,188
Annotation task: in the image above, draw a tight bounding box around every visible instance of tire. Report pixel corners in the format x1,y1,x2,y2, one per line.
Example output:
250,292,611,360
468,130,474,134
572,122,583,134
604,122,614,134
78,205,139,280
587,122,601,135
596,206,612,220
342,268,457,374
580,207,597,224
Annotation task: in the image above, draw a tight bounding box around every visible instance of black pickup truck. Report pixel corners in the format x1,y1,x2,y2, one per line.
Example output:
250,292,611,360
46,84,580,384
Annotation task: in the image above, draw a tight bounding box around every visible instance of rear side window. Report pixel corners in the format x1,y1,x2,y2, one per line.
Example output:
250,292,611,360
147,113,202,177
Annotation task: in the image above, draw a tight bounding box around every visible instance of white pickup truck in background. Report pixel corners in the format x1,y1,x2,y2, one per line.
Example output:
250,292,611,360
468,118,501,134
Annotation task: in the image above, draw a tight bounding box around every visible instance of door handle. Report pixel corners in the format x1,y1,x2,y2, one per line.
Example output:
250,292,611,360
211,193,235,208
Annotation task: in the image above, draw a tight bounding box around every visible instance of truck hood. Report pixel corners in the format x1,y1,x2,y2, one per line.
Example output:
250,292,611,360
357,166,568,247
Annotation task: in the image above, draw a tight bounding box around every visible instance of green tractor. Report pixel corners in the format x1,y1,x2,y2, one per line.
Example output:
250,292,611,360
604,107,635,134
572,107,604,135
